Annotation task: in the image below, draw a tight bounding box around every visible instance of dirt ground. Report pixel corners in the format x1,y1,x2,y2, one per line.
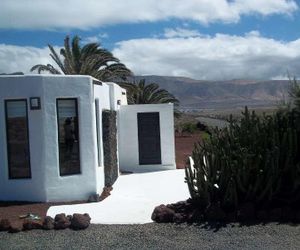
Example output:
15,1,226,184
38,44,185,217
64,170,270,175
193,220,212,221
175,132,202,169
0,132,201,222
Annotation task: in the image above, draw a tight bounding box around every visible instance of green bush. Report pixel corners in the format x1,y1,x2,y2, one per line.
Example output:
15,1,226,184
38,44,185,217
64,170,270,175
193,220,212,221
181,122,198,134
185,107,300,212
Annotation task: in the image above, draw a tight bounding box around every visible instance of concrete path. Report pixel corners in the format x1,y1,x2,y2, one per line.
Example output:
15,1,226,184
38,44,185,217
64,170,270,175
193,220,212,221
47,169,190,224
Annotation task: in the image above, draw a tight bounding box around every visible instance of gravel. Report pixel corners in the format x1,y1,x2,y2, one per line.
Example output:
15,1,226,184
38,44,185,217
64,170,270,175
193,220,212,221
0,223,299,250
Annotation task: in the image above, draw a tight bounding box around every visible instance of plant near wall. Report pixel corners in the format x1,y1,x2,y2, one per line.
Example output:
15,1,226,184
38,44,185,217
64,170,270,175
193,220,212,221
185,107,300,212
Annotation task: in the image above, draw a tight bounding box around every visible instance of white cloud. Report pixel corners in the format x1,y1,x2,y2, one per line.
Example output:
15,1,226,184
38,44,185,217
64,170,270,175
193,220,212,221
82,33,109,44
0,44,55,74
0,0,298,29
1,32,300,80
164,28,203,38
113,33,300,80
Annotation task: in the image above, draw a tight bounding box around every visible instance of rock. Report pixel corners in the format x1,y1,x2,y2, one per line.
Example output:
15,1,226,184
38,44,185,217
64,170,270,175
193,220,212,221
237,203,255,222
23,219,43,230
151,204,175,223
0,219,11,231
269,208,282,221
99,186,113,201
71,213,91,230
43,216,55,230
173,213,186,224
171,200,193,213
54,213,71,229
9,221,23,233
88,194,101,203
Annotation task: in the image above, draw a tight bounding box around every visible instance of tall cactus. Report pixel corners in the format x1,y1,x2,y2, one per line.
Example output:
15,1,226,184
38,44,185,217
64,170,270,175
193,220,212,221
185,107,300,211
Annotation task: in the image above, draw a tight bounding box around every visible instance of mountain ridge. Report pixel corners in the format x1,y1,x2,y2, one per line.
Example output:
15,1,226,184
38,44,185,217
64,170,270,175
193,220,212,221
130,75,290,110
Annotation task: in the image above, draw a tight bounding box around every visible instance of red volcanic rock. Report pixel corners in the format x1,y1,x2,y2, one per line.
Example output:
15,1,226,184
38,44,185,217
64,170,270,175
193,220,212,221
54,213,71,230
151,205,175,223
43,216,55,230
71,213,91,230
23,219,43,230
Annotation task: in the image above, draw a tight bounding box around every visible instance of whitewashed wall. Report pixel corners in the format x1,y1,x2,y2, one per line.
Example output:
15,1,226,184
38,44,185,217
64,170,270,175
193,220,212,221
0,76,46,201
0,75,109,202
118,104,176,172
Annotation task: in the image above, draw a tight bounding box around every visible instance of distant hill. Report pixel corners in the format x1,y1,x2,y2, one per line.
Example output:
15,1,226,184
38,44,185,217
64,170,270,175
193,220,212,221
130,75,290,110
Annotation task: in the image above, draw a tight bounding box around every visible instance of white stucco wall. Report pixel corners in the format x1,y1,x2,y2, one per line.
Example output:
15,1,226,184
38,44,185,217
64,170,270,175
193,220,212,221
93,82,111,188
118,104,176,172
0,75,109,202
0,76,46,201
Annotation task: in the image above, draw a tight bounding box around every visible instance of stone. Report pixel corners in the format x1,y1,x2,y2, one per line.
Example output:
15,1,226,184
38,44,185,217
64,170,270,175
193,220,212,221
99,186,113,201
71,213,91,230
43,216,55,230
54,213,71,229
23,219,43,230
9,221,23,233
173,213,186,224
151,204,175,223
0,219,11,231
205,204,226,221
237,203,255,222
88,194,101,203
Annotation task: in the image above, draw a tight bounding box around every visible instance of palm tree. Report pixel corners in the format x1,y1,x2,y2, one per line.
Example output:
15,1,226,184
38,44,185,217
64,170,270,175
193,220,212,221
31,35,132,81
120,79,180,117
119,79,179,105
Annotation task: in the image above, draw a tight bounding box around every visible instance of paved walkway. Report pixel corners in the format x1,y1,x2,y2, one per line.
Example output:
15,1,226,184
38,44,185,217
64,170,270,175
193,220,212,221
47,169,190,224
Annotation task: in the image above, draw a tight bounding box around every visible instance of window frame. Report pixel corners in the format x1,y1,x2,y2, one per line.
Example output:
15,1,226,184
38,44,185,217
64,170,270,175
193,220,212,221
5,99,32,179
56,98,81,176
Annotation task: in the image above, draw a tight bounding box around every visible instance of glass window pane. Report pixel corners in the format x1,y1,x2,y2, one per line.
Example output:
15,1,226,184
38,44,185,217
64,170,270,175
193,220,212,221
5,100,31,179
57,99,80,176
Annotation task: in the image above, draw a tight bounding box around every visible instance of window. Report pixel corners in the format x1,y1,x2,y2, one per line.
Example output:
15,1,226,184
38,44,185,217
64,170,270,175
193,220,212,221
5,99,31,179
56,99,80,176
137,112,162,165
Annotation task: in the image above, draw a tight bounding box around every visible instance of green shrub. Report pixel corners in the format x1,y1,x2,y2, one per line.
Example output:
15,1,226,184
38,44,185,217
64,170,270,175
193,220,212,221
185,107,300,212
182,122,198,134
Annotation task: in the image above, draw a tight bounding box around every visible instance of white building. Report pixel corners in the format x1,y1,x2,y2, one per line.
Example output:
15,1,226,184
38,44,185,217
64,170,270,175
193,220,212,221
0,75,176,202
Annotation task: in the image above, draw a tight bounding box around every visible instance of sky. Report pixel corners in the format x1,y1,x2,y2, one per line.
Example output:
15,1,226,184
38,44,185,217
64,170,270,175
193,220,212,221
0,0,300,80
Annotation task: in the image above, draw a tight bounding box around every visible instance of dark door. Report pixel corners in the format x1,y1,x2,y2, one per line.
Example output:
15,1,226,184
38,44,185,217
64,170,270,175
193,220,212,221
138,112,162,165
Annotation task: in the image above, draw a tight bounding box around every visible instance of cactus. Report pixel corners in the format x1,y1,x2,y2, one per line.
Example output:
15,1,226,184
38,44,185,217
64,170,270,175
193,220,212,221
185,107,300,212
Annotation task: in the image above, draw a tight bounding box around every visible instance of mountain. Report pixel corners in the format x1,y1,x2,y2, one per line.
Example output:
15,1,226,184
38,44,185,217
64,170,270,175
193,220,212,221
131,75,290,110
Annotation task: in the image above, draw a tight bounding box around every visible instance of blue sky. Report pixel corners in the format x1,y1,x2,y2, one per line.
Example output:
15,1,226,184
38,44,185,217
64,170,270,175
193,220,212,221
0,0,300,80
